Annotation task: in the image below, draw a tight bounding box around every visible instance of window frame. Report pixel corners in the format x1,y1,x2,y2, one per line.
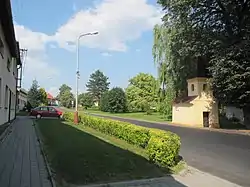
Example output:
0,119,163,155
7,59,11,72
0,37,4,59
203,84,207,91
191,84,195,91
0,78,2,107
48,107,56,112
40,107,49,111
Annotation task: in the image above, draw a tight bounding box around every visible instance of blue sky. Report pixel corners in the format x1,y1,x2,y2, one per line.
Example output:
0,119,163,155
12,0,163,96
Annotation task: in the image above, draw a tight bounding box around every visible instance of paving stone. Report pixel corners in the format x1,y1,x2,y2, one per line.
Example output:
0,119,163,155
0,117,52,187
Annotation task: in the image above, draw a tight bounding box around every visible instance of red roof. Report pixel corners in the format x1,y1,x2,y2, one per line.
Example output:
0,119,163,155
47,93,54,99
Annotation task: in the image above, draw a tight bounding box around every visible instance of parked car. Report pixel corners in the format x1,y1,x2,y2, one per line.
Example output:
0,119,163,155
30,106,63,119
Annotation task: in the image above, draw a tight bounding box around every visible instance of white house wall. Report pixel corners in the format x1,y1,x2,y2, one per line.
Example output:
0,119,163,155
0,23,17,125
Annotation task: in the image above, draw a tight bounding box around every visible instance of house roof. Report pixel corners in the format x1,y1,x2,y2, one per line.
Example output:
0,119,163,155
18,88,28,95
47,93,54,99
173,95,197,104
0,0,18,58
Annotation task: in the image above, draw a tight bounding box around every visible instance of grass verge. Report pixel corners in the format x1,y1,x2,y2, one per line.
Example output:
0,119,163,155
36,119,184,186
81,108,170,123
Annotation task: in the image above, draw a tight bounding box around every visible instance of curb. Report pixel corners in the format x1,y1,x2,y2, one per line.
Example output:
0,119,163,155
87,113,250,136
75,176,172,187
33,120,57,187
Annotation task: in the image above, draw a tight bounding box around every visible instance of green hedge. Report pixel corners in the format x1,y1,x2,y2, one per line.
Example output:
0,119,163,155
62,112,180,167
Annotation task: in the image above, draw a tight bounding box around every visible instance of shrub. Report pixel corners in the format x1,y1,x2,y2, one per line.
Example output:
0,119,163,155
147,129,181,167
100,91,110,112
63,112,181,168
81,115,150,148
108,87,127,113
62,112,74,122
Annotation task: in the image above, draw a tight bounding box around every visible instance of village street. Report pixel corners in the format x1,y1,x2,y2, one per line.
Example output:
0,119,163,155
91,114,250,187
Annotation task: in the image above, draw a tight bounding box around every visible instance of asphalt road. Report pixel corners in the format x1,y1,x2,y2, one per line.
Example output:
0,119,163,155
91,114,250,187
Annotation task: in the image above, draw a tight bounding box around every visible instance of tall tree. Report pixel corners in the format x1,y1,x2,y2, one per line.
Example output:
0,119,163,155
108,87,127,113
38,88,48,106
86,70,110,104
153,24,196,98
60,90,74,108
57,84,74,108
125,73,158,112
57,84,72,102
157,0,250,128
78,93,94,109
27,80,40,108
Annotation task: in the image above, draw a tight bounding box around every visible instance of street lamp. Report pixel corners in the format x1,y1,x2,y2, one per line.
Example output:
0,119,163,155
74,31,99,124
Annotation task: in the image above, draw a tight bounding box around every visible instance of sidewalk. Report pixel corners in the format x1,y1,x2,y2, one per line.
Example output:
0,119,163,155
0,117,52,187
80,167,241,187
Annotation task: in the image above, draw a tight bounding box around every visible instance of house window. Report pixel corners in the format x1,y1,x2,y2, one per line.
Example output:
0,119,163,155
0,78,2,107
191,84,195,91
5,86,8,109
203,84,207,91
0,37,4,59
7,59,12,72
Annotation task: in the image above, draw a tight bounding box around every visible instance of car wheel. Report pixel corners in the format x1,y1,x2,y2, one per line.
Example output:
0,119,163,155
36,114,42,119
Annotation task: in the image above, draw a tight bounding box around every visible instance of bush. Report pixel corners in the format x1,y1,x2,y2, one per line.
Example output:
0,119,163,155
81,115,150,148
62,112,74,121
108,87,127,113
147,130,180,167
100,91,110,112
63,112,181,168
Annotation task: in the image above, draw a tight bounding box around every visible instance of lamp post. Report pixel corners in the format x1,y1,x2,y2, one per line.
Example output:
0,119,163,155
74,31,98,124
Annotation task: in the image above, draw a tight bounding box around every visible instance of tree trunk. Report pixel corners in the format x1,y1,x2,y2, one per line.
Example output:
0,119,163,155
243,106,250,129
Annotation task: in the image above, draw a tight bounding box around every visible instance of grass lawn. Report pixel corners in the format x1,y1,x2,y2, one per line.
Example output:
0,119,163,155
36,119,167,186
82,108,170,123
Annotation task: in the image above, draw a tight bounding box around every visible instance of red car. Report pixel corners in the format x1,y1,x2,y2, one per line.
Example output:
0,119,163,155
30,106,63,119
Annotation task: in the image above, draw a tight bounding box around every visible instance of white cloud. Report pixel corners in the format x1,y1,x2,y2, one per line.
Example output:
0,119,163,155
14,0,162,89
101,52,112,57
14,24,60,84
47,86,59,97
15,24,49,51
52,0,163,51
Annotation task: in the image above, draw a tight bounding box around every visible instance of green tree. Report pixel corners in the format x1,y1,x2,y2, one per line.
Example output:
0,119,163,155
60,90,74,108
57,84,72,100
157,0,250,128
125,73,158,112
86,70,110,105
100,91,110,112
38,88,48,105
27,80,40,108
108,87,127,113
78,93,94,109
57,84,72,106
153,24,196,98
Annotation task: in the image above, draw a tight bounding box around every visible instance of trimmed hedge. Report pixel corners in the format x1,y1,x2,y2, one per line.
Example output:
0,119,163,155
62,112,181,168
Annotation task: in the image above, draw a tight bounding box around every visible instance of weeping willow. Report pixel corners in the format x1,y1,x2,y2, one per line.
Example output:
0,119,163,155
152,24,174,100
153,24,196,99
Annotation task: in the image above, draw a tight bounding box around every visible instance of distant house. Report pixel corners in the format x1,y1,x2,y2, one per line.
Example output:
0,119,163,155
172,58,219,128
47,92,58,106
17,88,27,111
